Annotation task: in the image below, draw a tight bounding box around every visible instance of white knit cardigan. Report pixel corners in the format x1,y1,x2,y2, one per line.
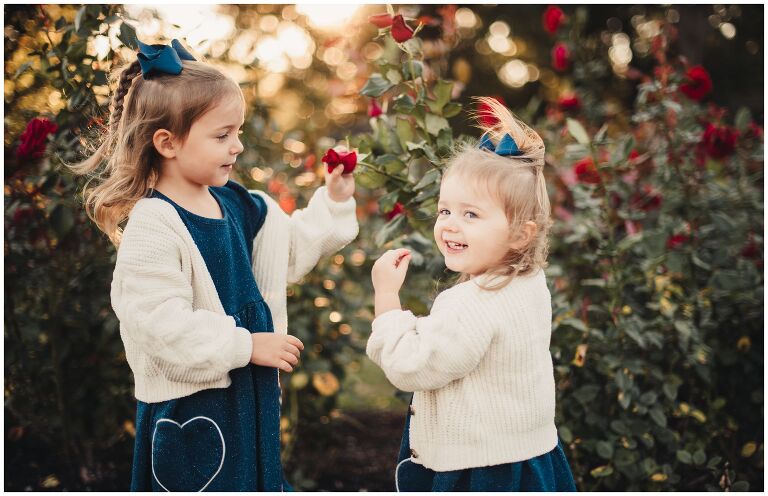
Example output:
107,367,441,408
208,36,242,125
367,269,559,471
111,186,358,403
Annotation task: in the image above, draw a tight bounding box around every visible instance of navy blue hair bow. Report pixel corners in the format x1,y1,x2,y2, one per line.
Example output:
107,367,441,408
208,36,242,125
137,39,196,78
478,133,523,156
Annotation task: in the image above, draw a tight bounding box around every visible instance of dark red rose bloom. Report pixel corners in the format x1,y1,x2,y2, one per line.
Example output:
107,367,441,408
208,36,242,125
666,233,689,249
680,66,713,102
741,239,761,259
573,157,600,184
385,202,405,220
16,117,58,160
542,6,565,34
701,123,738,159
630,184,662,212
322,148,357,174
368,99,383,118
558,94,580,112
477,96,507,127
391,15,415,43
369,13,394,28
551,42,570,72
628,149,641,161
745,122,763,141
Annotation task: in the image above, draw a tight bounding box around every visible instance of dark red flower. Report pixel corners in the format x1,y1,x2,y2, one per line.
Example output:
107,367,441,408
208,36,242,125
746,122,763,141
630,185,662,212
391,15,415,43
558,94,580,112
369,13,393,28
322,148,357,174
701,123,738,159
666,234,689,250
385,202,405,220
551,42,570,72
542,6,565,34
680,66,713,102
16,117,58,160
628,149,641,161
573,157,600,184
477,96,507,127
741,239,761,259
368,99,383,118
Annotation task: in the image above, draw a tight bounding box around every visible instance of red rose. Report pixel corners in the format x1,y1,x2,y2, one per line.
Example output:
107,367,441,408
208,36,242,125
628,149,641,161
369,13,393,28
573,157,600,184
542,6,565,34
16,117,58,160
558,94,580,112
666,234,689,250
322,148,357,174
551,42,570,72
368,99,383,118
477,96,507,127
741,239,760,259
391,15,415,43
746,122,763,141
385,202,405,220
630,184,662,212
679,66,713,102
701,123,738,159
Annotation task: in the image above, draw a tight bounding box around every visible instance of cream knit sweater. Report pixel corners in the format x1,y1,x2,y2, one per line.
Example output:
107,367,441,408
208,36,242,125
366,269,559,471
111,186,358,403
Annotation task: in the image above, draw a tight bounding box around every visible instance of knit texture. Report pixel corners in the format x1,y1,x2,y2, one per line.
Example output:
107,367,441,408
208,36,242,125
366,269,559,471
112,186,358,403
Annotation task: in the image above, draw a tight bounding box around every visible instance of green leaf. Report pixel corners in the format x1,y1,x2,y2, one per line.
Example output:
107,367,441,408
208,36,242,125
356,168,388,189
392,94,416,113
735,107,752,132
558,317,587,332
436,128,453,153
649,406,667,427
558,425,573,443
118,21,139,49
676,450,692,464
426,79,453,114
413,168,441,190
443,102,462,118
566,118,591,145
50,204,75,237
425,114,449,136
395,118,414,151
692,449,706,465
360,73,395,97
596,441,614,459
378,190,399,213
662,382,678,400
402,60,423,81
74,6,87,32
375,214,407,246
386,68,403,85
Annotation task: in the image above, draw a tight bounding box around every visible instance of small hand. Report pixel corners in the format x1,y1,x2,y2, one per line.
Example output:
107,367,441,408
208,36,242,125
371,248,412,294
325,165,356,203
250,333,304,373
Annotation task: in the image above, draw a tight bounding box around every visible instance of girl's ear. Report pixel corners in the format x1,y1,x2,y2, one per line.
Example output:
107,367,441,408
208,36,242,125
152,129,177,159
510,221,537,250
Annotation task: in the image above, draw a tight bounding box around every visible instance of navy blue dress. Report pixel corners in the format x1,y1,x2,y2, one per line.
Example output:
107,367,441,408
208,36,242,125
395,401,577,492
129,181,289,491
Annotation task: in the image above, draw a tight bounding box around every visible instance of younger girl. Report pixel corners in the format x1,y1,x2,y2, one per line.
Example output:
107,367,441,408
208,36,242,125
72,40,358,491
367,97,576,491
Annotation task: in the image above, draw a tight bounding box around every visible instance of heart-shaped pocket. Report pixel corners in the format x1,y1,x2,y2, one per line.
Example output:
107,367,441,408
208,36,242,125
152,416,225,492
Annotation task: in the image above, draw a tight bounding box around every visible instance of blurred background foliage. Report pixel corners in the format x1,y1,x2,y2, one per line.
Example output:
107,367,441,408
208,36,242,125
4,3,763,491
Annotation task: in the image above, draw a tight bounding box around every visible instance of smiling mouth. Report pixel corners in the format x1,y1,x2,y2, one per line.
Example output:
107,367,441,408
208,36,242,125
445,240,468,252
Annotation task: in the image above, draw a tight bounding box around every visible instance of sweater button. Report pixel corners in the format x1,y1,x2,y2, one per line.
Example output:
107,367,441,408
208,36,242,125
409,405,415,416
410,448,418,459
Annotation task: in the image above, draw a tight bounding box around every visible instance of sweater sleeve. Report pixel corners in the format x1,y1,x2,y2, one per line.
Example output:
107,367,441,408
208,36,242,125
257,186,359,283
365,292,496,392
111,205,253,381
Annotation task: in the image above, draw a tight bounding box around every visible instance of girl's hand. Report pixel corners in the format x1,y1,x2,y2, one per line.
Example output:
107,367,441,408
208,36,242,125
325,165,355,203
372,248,412,294
250,333,304,373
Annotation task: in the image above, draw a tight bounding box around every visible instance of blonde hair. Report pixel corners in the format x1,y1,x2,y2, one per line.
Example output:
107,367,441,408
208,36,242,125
69,57,243,246
444,96,552,290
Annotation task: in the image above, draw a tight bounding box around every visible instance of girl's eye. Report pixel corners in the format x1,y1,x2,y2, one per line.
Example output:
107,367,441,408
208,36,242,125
217,133,229,140
464,211,478,219
438,208,450,216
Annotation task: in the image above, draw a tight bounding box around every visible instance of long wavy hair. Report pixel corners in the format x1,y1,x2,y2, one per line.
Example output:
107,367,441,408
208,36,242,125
69,57,243,246
445,96,552,291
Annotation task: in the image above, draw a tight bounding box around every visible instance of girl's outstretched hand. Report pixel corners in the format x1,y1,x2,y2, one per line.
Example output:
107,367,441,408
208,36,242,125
250,333,304,373
325,165,355,203
372,248,412,294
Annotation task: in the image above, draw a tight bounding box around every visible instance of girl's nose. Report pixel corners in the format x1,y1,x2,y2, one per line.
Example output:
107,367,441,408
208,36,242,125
232,137,244,155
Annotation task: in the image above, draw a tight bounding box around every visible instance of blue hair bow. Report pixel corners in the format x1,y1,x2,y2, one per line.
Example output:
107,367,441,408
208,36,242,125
137,39,196,78
478,133,523,156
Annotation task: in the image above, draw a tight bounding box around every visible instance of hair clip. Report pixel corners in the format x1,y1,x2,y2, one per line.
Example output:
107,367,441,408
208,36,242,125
137,39,197,78
478,133,523,156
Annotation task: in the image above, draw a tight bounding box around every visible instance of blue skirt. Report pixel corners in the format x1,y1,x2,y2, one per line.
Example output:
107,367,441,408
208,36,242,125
395,405,577,492
129,299,289,491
